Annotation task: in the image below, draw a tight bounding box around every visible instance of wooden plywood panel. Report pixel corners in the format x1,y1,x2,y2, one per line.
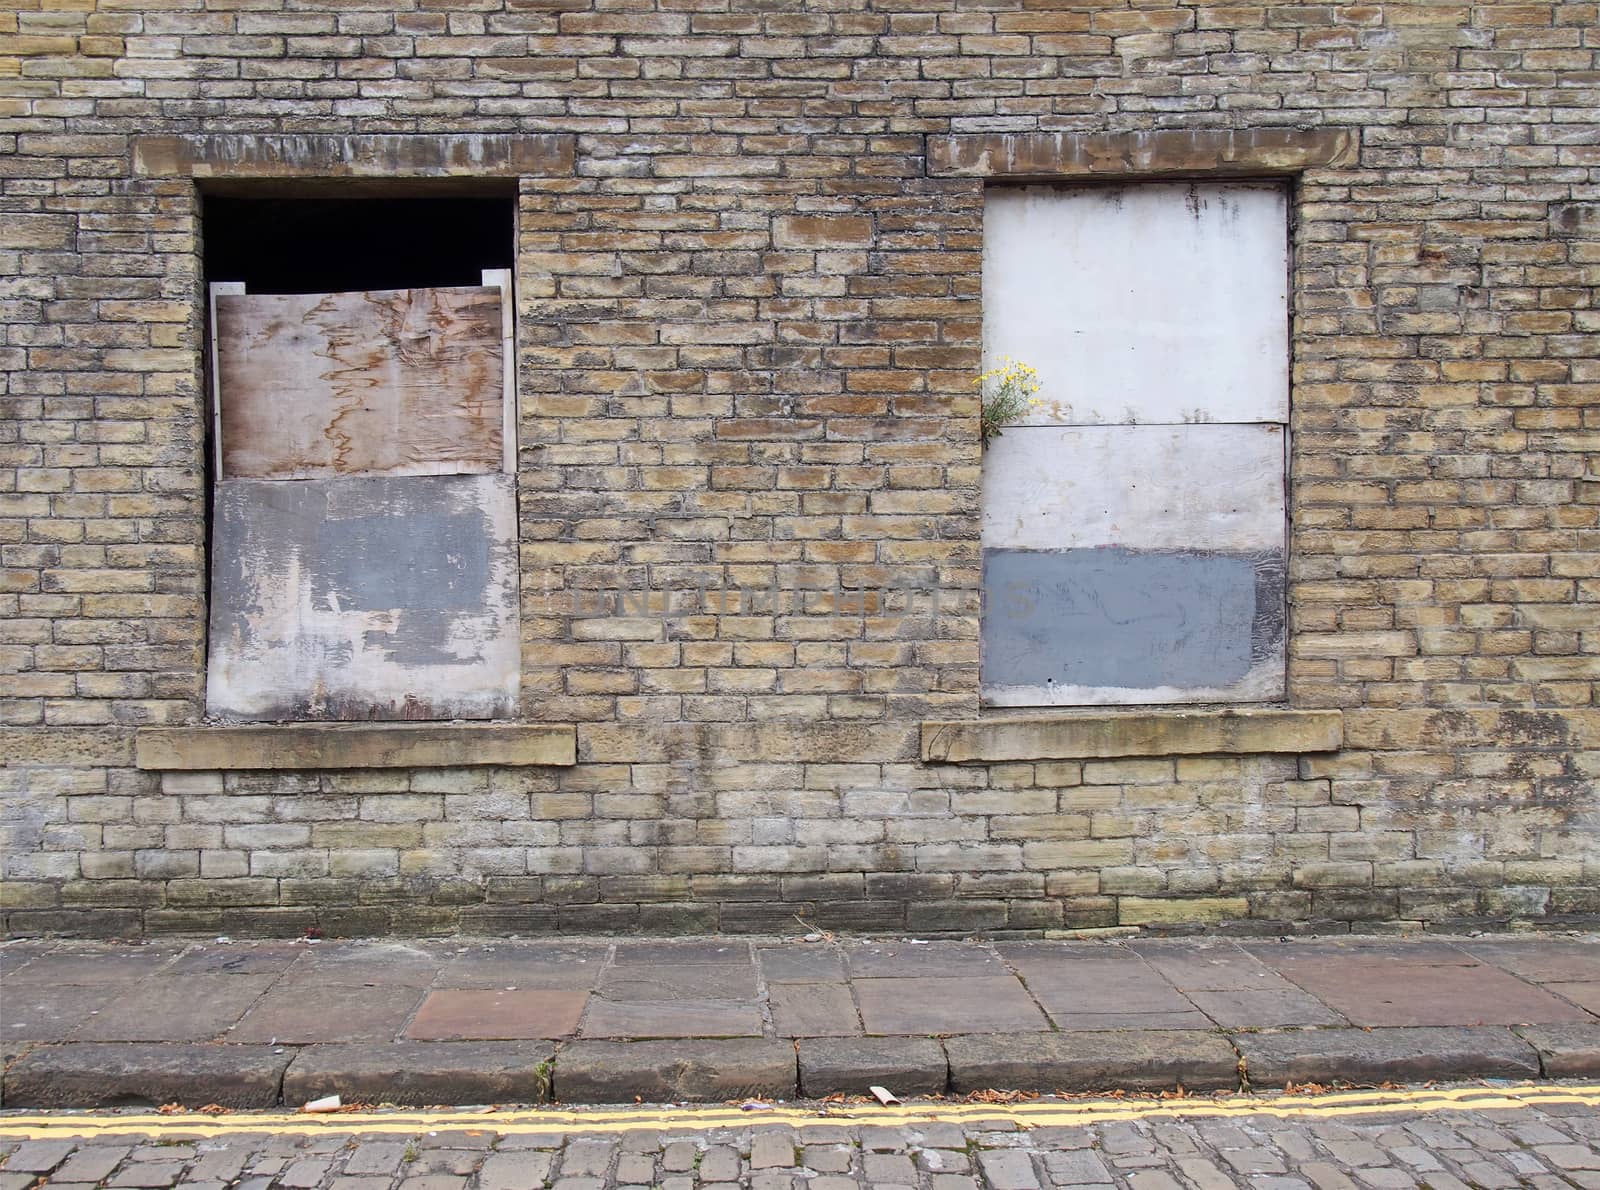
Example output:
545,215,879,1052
214,285,504,480
981,424,1285,553
980,423,1285,706
983,182,1288,427
206,473,519,721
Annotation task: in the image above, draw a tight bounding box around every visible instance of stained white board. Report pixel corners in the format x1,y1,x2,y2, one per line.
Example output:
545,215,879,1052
207,473,520,721
981,423,1286,553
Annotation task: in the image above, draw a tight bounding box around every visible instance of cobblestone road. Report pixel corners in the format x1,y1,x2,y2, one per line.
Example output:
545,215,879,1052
4,1084,1600,1189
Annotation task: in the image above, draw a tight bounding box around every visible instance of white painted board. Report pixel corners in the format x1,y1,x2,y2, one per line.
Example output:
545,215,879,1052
981,423,1286,553
982,181,1288,427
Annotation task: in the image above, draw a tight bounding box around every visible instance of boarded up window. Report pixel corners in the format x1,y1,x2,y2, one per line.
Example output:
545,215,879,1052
205,275,519,721
980,182,1288,706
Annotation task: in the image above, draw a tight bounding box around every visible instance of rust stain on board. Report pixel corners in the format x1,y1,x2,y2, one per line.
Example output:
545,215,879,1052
215,286,504,480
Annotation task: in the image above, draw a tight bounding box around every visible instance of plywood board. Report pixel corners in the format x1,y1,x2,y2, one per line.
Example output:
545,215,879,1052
214,285,505,480
983,181,1288,427
981,423,1286,553
206,473,519,721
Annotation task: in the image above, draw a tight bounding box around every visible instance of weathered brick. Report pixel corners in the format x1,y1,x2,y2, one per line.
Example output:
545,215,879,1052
0,0,1593,942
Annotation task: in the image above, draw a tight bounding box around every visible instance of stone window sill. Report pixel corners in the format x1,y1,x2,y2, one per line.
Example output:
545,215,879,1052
135,724,576,771
920,708,1342,764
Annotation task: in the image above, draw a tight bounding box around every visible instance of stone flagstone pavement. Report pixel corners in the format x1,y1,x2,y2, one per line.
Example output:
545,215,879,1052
2,933,1599,1106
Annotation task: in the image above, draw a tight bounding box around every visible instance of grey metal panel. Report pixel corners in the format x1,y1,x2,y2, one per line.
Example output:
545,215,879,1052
206,473,519,722
980,546,1286,707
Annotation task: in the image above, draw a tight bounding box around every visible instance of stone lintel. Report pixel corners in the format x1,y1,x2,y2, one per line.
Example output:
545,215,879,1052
132,133,575,178
135,723,577,771
927,127,1358,179
921,708,1343,763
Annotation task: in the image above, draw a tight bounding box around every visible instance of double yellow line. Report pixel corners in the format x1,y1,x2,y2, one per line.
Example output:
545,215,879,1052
2,1082,1598,1141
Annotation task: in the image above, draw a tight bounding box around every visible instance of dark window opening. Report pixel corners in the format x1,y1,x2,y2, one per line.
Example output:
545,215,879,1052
202,194,516,295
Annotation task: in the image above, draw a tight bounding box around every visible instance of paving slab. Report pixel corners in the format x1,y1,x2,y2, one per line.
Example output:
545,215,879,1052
1462,940,1600,984
611,940,751,965
1187,988,1346,1028
581,998,763,1039
0,942,50,976
1234,1026,1541,1086
229,983,424,1043
1004,953,1197,1013
1000,953,1212,1030
433,942,608,990
1514,1024,1600,1077
5,933,1600,1110
1243,940,1479,967
1544,982,1600,1016
278,942,442,988
405,989,588,1040
1036,1008,1214,1031
1129,940,1304,992
71,975,277,1042
553,1039,794,1102
161,944,304,976
1,1043,291,1109
282,1041,555,1106
945,1030,1238,1093
757,946,846,983
798,1037,948,1098
598,962,758,1001
844,941,1005,978
1259,955,1591,1026
2,949,180,985
1,983,123,1041
856,976,1048,1034
769,982,861,1037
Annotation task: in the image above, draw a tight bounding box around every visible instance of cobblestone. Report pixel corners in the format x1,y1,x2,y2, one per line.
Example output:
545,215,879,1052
1,1087,1599,1188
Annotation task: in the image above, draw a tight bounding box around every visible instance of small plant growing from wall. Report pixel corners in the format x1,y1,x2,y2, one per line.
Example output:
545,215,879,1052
977,356,1042,445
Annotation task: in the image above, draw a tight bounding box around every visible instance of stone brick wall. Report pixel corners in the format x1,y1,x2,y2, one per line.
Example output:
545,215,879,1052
2,1,1598,937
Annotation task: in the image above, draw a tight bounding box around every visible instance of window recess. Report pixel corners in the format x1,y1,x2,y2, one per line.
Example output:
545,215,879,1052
202,194,520,722
980,181,1290,707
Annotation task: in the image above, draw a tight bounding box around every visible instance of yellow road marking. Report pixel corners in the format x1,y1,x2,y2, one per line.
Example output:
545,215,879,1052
2,1083,1597,1140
